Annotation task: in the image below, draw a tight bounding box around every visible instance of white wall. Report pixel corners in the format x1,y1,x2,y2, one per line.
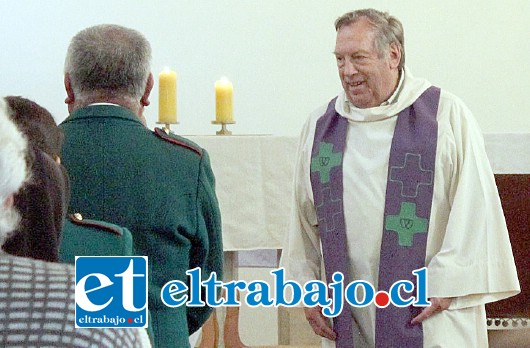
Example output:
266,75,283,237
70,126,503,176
1,0,529,136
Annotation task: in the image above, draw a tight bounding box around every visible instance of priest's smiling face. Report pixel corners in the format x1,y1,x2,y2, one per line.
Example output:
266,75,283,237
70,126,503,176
334,17,401,109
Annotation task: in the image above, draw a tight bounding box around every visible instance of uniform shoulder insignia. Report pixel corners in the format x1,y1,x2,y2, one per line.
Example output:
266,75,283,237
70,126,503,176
68,213,123,236
154,127,203,156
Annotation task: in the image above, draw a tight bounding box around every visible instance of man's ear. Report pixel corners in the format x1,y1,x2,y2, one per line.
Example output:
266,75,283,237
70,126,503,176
141,73,154,107
64,73,75,105
388,42,401,70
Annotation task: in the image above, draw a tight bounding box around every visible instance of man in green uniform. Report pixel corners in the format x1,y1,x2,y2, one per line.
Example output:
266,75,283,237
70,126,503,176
60,24,223,348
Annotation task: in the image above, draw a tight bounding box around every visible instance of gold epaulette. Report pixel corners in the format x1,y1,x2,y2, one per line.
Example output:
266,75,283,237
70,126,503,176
68,213,123,236
153,128,202,156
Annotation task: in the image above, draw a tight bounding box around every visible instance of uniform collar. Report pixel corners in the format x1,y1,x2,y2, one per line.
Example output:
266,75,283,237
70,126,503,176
62,104,143,125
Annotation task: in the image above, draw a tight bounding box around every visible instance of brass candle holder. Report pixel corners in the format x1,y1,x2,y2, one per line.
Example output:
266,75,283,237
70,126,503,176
156,121,178,134
211,120,235,135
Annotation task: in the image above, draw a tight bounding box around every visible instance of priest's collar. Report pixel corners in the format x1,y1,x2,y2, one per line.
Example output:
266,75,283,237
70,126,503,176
380,69,405,106
335,67,432,123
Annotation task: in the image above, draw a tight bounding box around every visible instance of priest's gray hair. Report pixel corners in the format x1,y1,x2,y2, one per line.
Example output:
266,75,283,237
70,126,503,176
64,24,152,103
0,99,28,246
335,9,405,70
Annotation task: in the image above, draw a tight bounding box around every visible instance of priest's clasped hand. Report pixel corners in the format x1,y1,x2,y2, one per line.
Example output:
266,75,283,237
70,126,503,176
304,306,337,341
411,297,453,324
304,297,452,341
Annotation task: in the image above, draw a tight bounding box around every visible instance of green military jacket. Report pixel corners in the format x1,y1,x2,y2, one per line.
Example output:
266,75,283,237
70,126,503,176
60,105,223,348
59,213,135,263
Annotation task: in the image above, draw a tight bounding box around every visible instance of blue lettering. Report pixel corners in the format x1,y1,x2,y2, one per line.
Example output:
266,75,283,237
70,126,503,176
246,281,273,307
389,280,414,307
413,267,431,306
203,272,224,307
303,280,331,307
160,280,188,307
157,267,431,310
186,268,205,306
223,280,247,306
321,272,344,317
345,281,374,307
272,268,302,307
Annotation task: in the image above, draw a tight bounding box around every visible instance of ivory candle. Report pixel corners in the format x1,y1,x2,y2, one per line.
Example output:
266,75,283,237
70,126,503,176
158,68,177,124
215,77,233,123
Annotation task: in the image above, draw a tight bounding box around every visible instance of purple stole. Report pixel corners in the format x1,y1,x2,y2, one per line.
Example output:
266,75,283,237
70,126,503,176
310,86,441,347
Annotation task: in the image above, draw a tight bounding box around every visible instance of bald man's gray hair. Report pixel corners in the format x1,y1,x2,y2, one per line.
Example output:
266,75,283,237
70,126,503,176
64,24,152,102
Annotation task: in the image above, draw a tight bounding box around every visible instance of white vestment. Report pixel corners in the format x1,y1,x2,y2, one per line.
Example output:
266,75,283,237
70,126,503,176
281,68,520,347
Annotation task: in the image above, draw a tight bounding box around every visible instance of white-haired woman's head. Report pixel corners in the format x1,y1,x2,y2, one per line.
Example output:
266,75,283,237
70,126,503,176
0,99,28,246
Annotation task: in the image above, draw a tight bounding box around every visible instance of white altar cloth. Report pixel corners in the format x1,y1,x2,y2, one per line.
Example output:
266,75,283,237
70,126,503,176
484,133,530,174
188,135,298,251
188,133,529,252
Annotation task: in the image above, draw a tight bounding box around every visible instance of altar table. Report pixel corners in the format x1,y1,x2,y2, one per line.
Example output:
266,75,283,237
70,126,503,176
187,135,298,251
188,134,528,251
